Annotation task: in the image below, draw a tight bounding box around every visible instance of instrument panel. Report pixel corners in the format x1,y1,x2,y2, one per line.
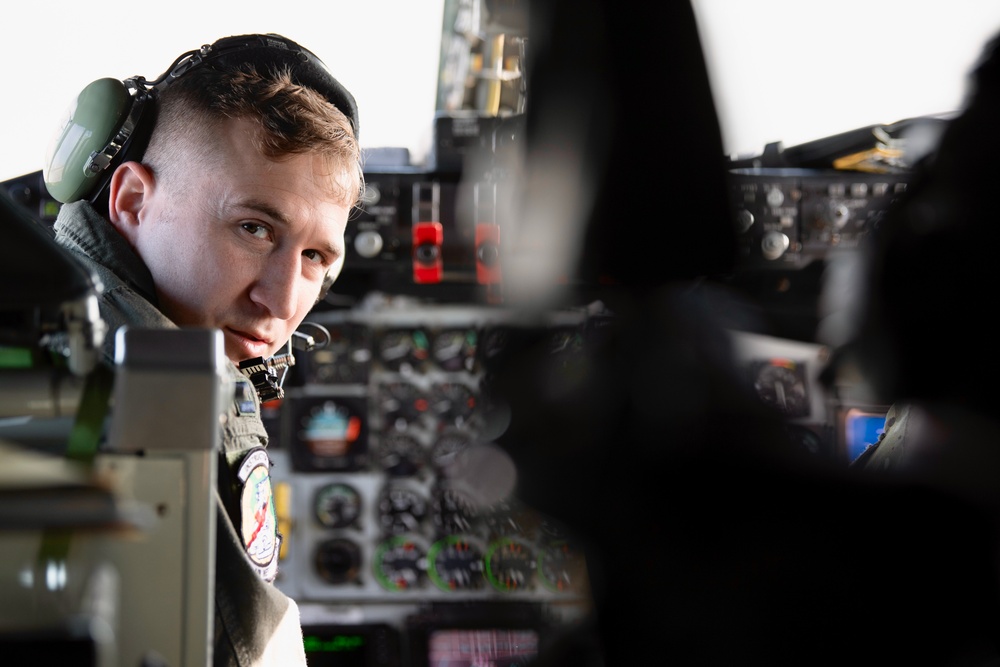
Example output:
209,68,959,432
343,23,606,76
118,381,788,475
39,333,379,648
265,296,597,656
267,298,856,619
729,167,910,269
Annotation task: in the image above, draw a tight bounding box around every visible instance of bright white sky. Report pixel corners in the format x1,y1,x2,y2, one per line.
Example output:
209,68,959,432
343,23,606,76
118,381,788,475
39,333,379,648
0,0,445,181
691,0,1000,157
1,1,999,181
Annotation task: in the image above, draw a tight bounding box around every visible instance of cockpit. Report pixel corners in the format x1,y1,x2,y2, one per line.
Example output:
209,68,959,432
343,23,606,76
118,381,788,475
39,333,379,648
4,1,1000,665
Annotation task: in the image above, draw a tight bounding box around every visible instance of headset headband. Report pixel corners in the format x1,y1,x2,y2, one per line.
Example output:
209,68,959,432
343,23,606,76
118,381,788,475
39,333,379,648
43,33,359,204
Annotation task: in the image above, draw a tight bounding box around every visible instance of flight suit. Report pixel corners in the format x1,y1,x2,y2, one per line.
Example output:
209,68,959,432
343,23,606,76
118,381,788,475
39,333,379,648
53,200,307,666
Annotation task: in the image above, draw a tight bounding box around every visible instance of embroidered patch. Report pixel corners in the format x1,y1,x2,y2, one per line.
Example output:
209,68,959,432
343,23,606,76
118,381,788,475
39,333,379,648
237,447,279,582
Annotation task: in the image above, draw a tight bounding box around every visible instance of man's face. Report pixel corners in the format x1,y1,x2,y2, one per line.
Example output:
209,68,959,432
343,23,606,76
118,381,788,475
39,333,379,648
125,118,350,363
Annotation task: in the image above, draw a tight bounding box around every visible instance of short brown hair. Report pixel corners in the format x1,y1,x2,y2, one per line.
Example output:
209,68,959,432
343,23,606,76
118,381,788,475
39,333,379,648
144,63,364,207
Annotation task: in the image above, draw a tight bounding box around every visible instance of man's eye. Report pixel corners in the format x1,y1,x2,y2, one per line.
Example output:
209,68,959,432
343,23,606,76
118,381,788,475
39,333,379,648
303,249,326,264
242,222,270,240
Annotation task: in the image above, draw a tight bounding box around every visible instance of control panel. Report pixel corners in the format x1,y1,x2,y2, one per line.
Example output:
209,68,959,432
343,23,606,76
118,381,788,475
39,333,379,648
730,168,911,269
264,295,598,663
339,169,504,299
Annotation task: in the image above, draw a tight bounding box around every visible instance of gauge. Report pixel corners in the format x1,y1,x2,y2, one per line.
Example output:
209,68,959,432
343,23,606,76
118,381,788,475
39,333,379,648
430,382,476,426
751,359,810,418
303,323,372,385
484,499,539,539
485,538,535,592
314,537,363,585
376,432,425,477
314,482,362,529
298,400,363,457
537,516,574,542
430,432,473,474
432,485,479,535
429,382,478,427
427,536,485,591
544,326,588,380
547,326,584,357
431,328,478,372
376,328,430,372
479,326,511,364
372,535,427,591
291,397,368,472
378,381,429,429
377,484,428,534
537,540,587,593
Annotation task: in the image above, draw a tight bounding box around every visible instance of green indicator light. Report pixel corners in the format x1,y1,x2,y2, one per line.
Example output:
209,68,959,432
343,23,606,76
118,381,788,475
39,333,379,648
43,200,62,219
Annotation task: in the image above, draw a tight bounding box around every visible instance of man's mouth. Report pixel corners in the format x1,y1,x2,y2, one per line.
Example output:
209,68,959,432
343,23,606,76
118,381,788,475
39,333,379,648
225,327,274,360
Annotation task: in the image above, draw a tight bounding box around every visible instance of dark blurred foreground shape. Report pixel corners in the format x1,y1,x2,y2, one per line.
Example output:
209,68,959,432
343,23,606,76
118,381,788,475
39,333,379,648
845,28,1000,512
847,32,1000,413
492,1,1000,664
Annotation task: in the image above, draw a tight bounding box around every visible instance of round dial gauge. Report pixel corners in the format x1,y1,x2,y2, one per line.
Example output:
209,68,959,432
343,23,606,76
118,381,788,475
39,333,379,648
427,536,485,591
752,360,810,418
479,326,511,364
314,482,362,529
314,537,363,585
377,328,430,372
429,382,478,427
291,396,369,474
430,432,473,473
537,540,587,593
379,381,429,429
484,499,539,539
304,323,371,384
431,328,478,372
376,432,425,477
548,326,585,357
432,485,479,535
372,535,427,591
377,484,428,535
485,538,535,592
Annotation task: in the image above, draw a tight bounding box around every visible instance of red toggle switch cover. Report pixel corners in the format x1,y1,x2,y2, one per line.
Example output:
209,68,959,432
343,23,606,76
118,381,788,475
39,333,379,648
413,221,443,283
475,223,501,285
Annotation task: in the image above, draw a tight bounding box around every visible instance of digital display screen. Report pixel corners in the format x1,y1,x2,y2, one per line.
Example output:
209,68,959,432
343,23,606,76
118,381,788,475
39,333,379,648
303,632,367,666
843,408,887,463
301,623,399,667
427,628,538,667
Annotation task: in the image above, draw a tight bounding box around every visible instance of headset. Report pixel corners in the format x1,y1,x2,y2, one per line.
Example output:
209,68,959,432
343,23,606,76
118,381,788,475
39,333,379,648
43,33,360,205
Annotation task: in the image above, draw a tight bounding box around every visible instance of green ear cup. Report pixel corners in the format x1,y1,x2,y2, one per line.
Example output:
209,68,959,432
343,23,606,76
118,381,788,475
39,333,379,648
43,77,133,204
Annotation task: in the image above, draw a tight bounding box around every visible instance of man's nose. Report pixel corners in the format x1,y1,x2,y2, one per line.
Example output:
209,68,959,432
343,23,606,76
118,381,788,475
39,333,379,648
248,252,300,320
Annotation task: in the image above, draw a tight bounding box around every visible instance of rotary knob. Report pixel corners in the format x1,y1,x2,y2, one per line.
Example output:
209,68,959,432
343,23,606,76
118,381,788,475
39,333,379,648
760,231,790,260
354,230,384,258
765,187,785,207
823,201,851,228
735,209,754,233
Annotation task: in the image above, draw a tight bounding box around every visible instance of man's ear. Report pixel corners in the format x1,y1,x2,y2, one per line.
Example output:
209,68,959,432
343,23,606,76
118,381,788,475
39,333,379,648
107,161,155,238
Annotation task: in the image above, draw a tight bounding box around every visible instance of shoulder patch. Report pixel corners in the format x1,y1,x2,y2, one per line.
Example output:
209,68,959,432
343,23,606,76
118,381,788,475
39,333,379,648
237,447,279,582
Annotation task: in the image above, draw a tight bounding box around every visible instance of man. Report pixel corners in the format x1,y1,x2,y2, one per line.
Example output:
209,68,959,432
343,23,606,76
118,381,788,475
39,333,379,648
45,34,363,665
